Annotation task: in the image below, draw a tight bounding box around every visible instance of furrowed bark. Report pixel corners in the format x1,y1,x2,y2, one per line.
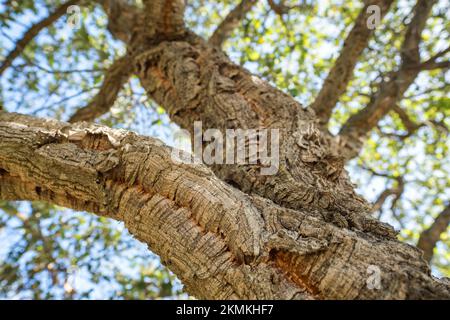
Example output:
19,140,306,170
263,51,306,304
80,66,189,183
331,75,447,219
208,0,257,48
25,0,378,232
68,56,133,123
267,0,314,15
0,0,80,76
417,204,450,263
309,0,394,126
338,0,437,160
132,34,375,227
110,2,386,224
85,0,450,299
1,111,449,299
102,0,440,258
3,0,448,300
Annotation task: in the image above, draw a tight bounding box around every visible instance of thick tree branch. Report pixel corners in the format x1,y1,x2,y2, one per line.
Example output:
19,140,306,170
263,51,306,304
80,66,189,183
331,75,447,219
400,0,438,66
371,182,404,214
267,0,312,16
18,0,445,299
98,0,143,43
1,111,449,299
142,0,186,37
419,46,450,70
0,0,80,77
392,105,421,133
309,0,394,126
208,0,257,48
64,0,387,241
68,55,133,123
133,33,372,220
338,0,437,160
417,204,450,263
115,3,401,238
363,166,405,215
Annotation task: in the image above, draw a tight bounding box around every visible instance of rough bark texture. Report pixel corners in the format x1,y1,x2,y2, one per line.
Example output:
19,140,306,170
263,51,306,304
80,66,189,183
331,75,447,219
101,2,373,225
1,111,449,299
339,67,420,159
1,0,449,300
100,0,143,43
132,34,380,231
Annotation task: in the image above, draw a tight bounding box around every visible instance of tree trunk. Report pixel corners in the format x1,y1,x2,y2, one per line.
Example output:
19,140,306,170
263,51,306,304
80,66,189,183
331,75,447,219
1,0,449,300
1,111,449,299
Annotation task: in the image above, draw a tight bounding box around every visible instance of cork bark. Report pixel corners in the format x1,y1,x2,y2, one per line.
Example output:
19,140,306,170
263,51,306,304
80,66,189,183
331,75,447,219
1,0,449,300
1,111,449,299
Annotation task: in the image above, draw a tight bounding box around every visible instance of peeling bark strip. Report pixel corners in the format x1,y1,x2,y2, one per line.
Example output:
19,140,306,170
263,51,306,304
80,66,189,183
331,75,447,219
0,0,80,76
1,111,449,299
